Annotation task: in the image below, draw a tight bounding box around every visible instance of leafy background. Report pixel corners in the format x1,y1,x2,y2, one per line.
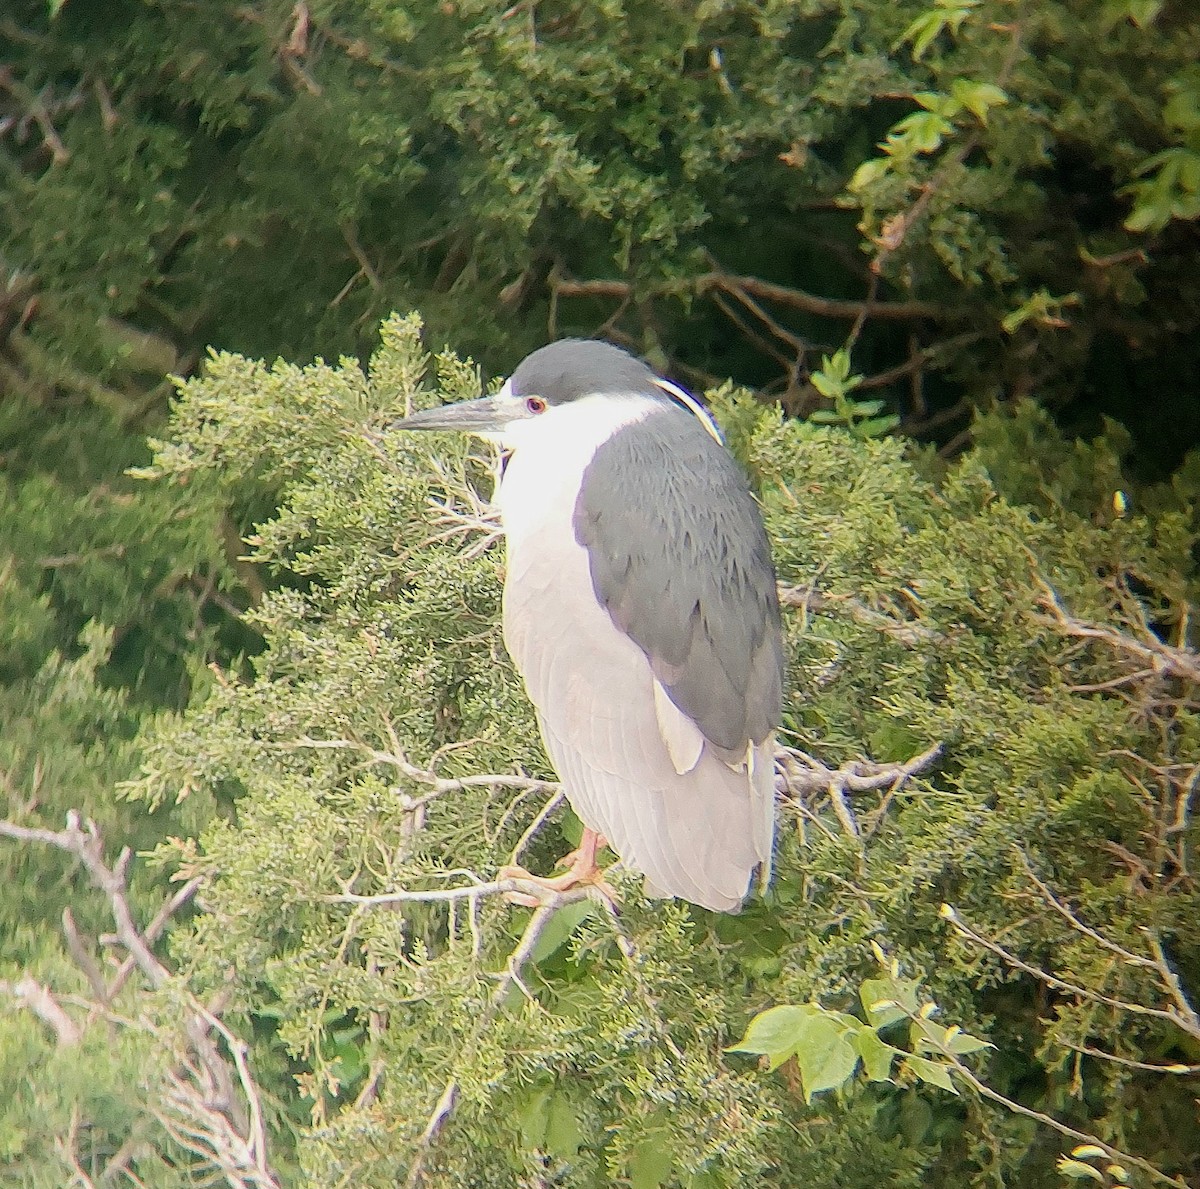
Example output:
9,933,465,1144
1,1,1198,1186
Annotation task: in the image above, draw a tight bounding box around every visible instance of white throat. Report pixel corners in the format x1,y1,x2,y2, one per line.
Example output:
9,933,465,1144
495,392,659,545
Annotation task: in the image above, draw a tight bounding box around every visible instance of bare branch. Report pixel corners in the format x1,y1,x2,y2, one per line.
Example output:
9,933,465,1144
1,975,82,1046
1063,1042,1200,1076
508,788,566,865
778,585,943,647
2,812,278,1188
0,813,168,985
939,905,1200,1042
1014,852,1156,969
1035,580,1200,684
549,269,952,323
325,873,588,909
947,1053,1186,1187
279,734,559,809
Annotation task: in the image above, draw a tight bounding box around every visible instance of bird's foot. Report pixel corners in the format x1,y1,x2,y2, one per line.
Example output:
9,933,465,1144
498,829,618,908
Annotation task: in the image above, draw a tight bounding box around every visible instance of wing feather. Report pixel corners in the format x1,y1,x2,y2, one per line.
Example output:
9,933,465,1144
573,407,783,754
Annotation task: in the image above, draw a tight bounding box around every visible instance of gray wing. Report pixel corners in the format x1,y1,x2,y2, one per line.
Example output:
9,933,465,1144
502,517,775,911
572,407,783,754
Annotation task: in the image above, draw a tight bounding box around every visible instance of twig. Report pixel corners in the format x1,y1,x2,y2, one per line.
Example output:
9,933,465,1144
325,874,586,908
280,734,558,807
948,1056,1186,1187
1143,930,1200,1039
778,743,944,798
0,814,167,985
1063,1042,1200,1076
549,269,952,324
1,975,82,1046
404,892,586,1186
1,813,278,1186
1035,579,1200,684
939,905,1200,1041
777,743,943,842
58,1105,97,1188
508,788,567,864
1014,851,1155,969
104,876,203,1003
778,585,943,647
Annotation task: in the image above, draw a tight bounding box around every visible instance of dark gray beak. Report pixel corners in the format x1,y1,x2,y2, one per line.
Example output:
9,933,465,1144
393,393,516,435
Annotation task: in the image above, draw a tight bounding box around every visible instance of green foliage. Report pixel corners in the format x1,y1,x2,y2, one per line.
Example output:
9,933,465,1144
807,349,900,438
1124,67,1200,233
89,316,1198,1187
727,950,993,1102
4,0,1200,1179
3,0,1199,471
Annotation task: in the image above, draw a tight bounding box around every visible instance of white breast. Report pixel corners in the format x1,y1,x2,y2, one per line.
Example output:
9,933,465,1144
493,393,774,912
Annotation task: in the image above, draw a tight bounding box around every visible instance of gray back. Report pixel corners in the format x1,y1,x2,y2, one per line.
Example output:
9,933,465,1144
573,405,783,752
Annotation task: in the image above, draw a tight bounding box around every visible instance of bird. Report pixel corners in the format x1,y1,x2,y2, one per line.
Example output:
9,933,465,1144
396,340,783,912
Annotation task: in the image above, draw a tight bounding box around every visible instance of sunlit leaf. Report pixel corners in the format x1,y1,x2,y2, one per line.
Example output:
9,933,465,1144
904,1055,957,1093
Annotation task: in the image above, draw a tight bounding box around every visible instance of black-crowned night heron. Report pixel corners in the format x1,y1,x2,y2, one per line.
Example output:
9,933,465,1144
398,340,783,911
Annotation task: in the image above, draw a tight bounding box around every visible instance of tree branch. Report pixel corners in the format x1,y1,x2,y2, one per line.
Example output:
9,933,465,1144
1035,580,1200,684
404,889,591,1186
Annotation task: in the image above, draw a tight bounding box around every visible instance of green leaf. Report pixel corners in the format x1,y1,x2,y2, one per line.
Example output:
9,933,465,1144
857,415,901,437
891,111,952,154
903,1055,958,1094
946,1030,995,1056
860,976,919,1027
726,1004,815,1069
854,1027,900,1082
849,157,891,192
899,1092,934,1144
545,1094,584,1158
630,1140,674,1189
914,91,963,119
792,1013,861,1102
899,11,948,60
527,899,597,967
518,1088,552,1149
950,80,1009,124
1056,1158,1107,1182
810,372,841,400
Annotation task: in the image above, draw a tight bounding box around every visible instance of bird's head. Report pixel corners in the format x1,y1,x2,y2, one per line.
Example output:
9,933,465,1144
394,340,722,448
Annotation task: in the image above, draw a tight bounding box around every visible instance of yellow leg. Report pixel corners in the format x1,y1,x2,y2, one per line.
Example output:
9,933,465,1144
498,828,618,906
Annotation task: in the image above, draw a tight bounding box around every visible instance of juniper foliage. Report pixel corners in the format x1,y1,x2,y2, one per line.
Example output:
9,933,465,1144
104,316,1198,1187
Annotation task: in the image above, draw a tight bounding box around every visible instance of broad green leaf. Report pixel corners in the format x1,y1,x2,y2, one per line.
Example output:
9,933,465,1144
849,157,891,192
1056,1157,1106,1182
891,111,952,154
811,372,841,400
726,1004,816,1069
914,91,963,119
904,1055,958,1094
950,80,1009,124
792,1013,860,1102
527,899,597,967
854,1027,900,1082
857,415,901,437
946,1030,995,1056
860,976,919,1027
545,1094,584,1158
630,1140,674,1189
518,1088,552,1149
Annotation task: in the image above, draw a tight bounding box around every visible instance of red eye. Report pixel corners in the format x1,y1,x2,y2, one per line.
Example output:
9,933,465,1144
525,396,547,414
